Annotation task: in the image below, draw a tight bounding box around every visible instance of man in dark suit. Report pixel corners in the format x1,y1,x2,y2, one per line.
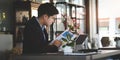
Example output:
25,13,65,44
23,3,62,54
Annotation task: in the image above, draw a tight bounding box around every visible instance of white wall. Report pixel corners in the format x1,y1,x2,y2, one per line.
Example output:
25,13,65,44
0,34,13,51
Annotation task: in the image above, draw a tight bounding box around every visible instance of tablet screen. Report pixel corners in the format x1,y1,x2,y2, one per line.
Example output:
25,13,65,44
76,35,88,45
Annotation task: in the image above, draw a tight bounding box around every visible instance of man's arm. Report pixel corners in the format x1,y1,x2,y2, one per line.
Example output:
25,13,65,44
45,40,62,53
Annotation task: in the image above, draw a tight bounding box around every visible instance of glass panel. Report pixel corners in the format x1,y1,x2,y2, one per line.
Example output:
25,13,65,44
72,7,75,17
77,8,84,19
42,0,49,3
0,10,8,32
56,0,66,2
72,0,84,5
80,20,85,33
31,8,38,17
67,6,70,16
55,4,66,31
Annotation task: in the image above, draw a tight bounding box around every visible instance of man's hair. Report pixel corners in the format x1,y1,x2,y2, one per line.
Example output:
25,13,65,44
38,3,59,17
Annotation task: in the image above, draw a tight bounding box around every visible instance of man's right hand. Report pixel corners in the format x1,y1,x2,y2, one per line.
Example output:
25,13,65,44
52,40,62,47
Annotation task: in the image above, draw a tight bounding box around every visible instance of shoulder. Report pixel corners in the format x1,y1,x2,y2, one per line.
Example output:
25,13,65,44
24,17,39,30
25,16,38,26
28,16,37,24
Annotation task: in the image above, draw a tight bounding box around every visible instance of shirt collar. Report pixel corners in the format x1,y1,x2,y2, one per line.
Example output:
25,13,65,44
36,17,45,30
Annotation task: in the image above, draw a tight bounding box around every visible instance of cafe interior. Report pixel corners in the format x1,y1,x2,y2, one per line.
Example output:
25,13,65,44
0,0,120,60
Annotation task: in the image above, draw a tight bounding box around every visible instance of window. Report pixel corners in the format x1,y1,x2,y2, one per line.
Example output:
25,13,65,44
98,0,120,47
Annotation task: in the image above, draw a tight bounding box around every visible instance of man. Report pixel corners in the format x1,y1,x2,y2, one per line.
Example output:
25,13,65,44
23,3,62,54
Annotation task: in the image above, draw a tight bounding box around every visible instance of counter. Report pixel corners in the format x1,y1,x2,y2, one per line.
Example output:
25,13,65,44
12,50,120,60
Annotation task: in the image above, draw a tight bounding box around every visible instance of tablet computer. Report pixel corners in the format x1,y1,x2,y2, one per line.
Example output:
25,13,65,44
76,34,88,45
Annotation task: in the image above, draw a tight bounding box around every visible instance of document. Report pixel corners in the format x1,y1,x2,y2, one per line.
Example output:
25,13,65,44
55,29,74,40
50,29,76,44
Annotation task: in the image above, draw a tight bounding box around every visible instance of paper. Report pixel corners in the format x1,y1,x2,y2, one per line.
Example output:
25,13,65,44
50,29,76,44
55,29,73,40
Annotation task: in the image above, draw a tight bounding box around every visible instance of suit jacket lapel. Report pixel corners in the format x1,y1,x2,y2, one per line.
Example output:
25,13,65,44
32,17,48,42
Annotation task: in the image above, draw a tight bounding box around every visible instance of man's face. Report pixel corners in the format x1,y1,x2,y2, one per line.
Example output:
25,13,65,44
43,14,57,26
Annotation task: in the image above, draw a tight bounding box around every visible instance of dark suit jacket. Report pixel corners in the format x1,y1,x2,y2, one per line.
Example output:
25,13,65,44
23,17,58,54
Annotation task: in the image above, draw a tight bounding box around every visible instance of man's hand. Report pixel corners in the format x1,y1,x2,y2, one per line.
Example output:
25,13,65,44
52,40,62,47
